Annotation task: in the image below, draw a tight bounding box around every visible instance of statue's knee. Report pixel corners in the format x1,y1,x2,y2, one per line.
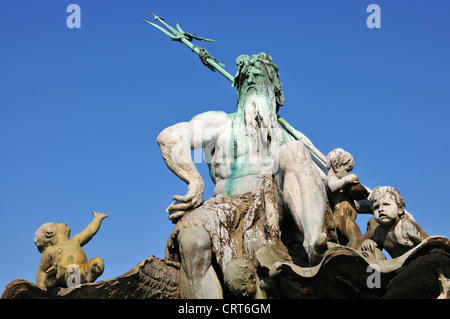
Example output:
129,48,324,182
287,140,310,160
90,257,104,269
276,141,310,171
74,257,104,283
178,227,211,257
86,257,104,276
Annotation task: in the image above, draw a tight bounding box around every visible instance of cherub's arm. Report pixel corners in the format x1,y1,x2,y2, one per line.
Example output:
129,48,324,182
402,218,429,245
326,174,360,193
36,269,48,289
354,199,373,214
360,217,381,252
71,212,109,247
36,251,52,289
361,218,376,241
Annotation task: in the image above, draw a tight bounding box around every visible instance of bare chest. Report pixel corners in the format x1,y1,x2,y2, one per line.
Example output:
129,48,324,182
208,124,284,180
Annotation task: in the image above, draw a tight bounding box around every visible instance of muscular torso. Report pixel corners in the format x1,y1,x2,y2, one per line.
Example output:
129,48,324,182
205,113,287,196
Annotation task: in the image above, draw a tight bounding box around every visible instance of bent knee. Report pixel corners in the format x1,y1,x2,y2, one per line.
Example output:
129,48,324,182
83,257,104,272
178,227,211,254
276,141,311,170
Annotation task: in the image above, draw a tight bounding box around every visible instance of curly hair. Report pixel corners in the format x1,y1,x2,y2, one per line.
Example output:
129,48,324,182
326,148,354,171
34,222,71,253
368,186,406,211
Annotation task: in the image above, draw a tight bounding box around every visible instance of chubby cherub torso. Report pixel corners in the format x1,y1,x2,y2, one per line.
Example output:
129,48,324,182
42,239,88,270
370,217,428,258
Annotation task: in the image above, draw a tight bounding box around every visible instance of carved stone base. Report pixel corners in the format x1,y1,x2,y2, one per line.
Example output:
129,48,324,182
2,175,449,299
2,236,449,299
258,236,450,299
1,256,180,299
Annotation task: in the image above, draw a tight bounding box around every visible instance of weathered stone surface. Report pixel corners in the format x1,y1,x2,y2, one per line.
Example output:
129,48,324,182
2,173,448,300
165,174,292,275
1,256,180,299
3,236,448,299
259,236,450,299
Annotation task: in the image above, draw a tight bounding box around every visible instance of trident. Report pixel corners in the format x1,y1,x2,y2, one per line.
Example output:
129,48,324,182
144,12,328,173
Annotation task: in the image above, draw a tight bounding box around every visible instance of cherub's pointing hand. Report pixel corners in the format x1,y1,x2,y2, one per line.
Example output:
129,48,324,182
92,211,110,220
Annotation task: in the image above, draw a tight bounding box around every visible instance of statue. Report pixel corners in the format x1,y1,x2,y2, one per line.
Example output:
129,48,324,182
157,52,329,298
361,186,429,258
34,211,109,290
1,12,449,300
324,148,369,249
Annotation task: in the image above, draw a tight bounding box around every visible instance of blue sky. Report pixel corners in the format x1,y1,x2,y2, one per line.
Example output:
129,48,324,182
1,1,449,293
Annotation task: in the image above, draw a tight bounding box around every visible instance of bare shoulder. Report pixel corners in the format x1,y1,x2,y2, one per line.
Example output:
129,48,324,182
190,110,231,126
399,216,427,236
400,216,419,229
157,110,232,148
189,111,232,144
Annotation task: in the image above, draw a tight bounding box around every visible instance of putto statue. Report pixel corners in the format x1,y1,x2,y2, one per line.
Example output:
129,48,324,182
34,211,109,290
361,186,429,258
325,148,370,249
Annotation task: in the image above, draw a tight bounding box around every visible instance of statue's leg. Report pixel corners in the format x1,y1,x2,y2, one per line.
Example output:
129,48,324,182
177,226,223,299
81,257,104,283
334,202,363,249
274,140,328,265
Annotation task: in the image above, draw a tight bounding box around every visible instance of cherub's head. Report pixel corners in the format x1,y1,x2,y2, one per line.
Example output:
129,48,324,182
368,186,406,226
326,148,354,178
34,222,71,253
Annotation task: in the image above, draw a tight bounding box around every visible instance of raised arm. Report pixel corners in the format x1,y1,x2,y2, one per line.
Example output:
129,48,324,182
157,110,230,213
72,212,109,247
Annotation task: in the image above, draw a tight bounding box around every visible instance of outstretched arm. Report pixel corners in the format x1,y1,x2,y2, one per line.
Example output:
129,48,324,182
157,111,229,213
326,174,360,193
72,211,109,247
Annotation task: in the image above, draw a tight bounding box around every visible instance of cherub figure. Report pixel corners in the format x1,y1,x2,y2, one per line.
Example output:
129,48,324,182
325,148,369,249
34,211,109,290
361,186,429,258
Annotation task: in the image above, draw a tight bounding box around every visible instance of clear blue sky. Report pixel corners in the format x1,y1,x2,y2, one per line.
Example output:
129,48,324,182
1,1,449,293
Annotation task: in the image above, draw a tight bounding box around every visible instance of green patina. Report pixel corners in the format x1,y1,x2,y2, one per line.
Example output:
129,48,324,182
146,13,328,187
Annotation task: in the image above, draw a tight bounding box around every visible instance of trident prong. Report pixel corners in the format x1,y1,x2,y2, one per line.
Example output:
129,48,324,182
150,12,180,38
145,12,216,43
175,22,185,35
144,12,329,175
143,12,182,41
143,20,178,40
144,12,233,82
